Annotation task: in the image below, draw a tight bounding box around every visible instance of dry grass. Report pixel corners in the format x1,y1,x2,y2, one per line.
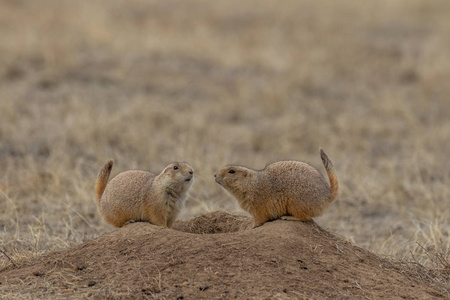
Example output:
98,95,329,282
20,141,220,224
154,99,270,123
0,0,449,295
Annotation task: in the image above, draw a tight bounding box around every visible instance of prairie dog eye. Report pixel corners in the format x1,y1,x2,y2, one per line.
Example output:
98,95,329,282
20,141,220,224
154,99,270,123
228,170,235,174
173,166,179,170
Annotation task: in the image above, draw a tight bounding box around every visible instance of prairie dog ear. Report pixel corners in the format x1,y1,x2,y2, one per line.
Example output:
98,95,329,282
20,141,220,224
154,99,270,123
240,168,252,178
164,163,177,171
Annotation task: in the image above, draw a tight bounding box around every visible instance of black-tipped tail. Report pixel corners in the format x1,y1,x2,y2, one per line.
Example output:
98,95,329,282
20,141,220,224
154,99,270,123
95,159,114,206
320,149,339,202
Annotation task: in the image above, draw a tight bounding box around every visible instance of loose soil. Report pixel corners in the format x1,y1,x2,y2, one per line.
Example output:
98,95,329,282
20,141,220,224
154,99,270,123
0,212,445,299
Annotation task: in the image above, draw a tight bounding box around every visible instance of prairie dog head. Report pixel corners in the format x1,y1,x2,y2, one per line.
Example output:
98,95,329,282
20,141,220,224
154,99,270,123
158,162,194,195
214,165,256,201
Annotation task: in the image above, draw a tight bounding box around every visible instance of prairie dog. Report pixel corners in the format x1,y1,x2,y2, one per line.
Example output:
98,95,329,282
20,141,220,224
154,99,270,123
95,160,194,228
214,149,338,227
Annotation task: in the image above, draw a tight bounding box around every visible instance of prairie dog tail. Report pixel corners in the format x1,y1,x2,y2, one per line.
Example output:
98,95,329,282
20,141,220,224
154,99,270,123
319,149,339,202
95,160,114,206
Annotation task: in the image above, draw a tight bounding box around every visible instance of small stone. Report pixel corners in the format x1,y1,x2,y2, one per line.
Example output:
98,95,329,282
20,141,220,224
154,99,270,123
87,281,97,287
199,285,209,291
32,271,45,276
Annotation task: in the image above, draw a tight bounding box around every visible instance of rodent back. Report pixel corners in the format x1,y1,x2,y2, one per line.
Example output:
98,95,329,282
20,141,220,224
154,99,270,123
262,161,330,200
102,170,154,207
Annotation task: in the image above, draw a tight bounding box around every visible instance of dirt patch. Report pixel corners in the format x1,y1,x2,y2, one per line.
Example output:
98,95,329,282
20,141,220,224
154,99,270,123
0,212,445,299
172,210,253,234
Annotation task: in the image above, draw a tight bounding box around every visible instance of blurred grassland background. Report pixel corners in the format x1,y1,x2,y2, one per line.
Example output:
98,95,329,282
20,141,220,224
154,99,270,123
0,0,449,282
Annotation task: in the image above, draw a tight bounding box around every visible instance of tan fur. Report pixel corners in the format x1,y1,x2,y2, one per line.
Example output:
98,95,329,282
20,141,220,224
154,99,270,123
95,160,194,228
214,149,339,227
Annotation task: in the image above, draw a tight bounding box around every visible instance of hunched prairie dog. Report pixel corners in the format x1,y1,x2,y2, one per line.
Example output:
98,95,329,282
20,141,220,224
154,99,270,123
95,160,194,228
214,149,338,228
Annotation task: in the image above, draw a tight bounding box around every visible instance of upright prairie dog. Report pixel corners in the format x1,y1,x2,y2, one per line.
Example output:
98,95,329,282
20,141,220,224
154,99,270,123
214,149,338,227
95,160,194,228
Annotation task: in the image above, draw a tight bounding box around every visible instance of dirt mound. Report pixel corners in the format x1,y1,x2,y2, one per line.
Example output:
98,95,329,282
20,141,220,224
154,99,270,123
0,212,445,299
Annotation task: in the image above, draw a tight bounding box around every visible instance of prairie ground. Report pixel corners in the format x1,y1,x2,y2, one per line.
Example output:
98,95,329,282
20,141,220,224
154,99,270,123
0,212,445,299
0,0,449,297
